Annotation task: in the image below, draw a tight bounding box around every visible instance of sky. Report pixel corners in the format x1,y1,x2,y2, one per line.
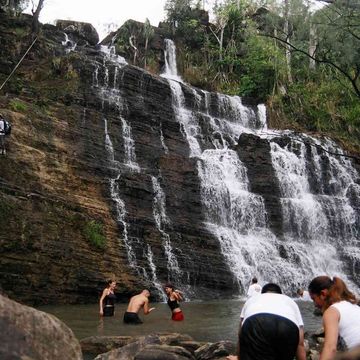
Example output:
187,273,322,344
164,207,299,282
26,0,324,42
26,0,169,40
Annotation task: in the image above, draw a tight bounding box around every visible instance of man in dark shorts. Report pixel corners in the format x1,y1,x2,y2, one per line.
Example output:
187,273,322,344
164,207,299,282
123,289,155,324
227,283,306,360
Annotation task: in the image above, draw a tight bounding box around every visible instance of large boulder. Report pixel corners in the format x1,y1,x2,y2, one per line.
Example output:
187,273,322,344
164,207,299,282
135,344,195,360
80,335,134,356
56,19,99,46
194,341,235,360
94,335,162,360
0,294,82,359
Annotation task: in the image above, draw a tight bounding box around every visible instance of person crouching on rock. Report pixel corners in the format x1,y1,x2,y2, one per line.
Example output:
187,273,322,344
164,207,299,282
308,276,360,359
99,280,117,317
123,289,155,324
227,283,306,360
164,283,184,321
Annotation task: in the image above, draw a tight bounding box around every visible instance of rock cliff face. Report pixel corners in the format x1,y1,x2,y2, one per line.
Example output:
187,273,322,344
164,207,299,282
0,12,359,305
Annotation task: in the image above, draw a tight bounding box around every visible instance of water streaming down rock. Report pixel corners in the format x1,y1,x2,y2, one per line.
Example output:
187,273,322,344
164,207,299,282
270,135,360,287
162,38,360,293
151,175,182,284
61,33,77,53
93,47,145,277
91,43,195,296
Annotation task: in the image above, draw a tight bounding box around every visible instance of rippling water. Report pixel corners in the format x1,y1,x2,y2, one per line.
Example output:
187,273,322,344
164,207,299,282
37,298,322,343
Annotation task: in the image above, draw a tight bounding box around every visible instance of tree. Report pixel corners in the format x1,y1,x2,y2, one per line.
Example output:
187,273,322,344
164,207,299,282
143,18,154,68
0,0,29,15
165,0,194,33
262,0,360,98
30,0,45,34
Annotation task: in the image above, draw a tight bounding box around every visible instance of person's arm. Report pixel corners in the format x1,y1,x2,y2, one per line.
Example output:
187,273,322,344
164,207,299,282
226,318,242,360
173,290,183,301
99,289,108,316
296,326,306,360
319,307,340,360
143,299,155,315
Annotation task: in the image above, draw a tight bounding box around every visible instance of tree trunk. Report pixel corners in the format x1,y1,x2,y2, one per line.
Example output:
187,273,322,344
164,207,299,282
32,0,45,34
284,0,293,84
309,21,317,70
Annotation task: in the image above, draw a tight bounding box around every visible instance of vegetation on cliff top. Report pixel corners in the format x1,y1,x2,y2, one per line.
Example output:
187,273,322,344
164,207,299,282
1,0,360,153
160,0,360,153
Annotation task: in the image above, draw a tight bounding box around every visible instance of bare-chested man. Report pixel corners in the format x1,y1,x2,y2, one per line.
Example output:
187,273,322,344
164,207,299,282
123,289,155,324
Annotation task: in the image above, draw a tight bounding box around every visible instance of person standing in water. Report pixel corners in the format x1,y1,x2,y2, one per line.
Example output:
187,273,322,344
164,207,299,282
308,276,360,359
164,283,184,321
297,288,311,301
99,280,117,317
246,277,262,298
123,289,155,324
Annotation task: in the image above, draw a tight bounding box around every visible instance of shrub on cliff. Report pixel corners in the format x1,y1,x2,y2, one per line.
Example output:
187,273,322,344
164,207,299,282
84,220,106,249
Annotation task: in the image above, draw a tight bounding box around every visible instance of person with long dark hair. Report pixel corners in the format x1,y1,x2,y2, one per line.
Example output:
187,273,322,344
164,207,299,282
164,284,184,321
99,280,117,317
308,276,360,359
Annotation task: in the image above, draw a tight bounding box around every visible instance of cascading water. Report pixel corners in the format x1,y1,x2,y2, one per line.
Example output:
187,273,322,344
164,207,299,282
162,38,360,293
91,43,192,296
151,175,182,283
61,33,77,53
270,135,360,288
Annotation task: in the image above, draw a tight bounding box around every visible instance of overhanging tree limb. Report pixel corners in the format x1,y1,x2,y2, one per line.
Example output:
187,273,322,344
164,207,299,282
260,33,360,98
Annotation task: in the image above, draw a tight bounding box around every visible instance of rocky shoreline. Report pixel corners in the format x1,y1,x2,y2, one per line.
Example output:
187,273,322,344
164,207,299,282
3,293,360,360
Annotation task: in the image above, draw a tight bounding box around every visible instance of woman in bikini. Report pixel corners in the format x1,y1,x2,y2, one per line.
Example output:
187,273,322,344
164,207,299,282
99,280,117,317
164,283,184,321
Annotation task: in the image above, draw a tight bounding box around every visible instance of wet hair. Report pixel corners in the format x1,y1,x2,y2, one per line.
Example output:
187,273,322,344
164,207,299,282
261,283,282,294
106,279,116,287
308,276,357,310
164,283,175,290
251,277,258,284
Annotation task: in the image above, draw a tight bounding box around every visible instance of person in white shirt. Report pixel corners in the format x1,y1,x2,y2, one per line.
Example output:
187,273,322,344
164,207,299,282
308,276,360,360
0,114,6,155
227,283,306,360
246,277,262,298
297,288,311,301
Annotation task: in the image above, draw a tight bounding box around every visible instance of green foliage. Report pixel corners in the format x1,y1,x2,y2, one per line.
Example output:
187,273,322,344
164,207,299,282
162,0,360,150
84,220,106,249
237,35,279,100
9,98,28,112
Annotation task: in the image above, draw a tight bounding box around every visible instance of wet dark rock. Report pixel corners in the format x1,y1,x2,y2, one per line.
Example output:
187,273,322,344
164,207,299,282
56,19,99,46
194,341,235,360
94,335,162,360
135,344,195,360
80,335,134,356
236,133,283,237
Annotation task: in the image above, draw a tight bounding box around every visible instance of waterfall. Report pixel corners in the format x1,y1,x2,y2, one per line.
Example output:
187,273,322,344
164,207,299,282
163,39,181,81
144,245,167,301
92,47,170,292
120,116,140,172
151,175,182,283
270,136,360,287
61,33,77,53
163,39,360,292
